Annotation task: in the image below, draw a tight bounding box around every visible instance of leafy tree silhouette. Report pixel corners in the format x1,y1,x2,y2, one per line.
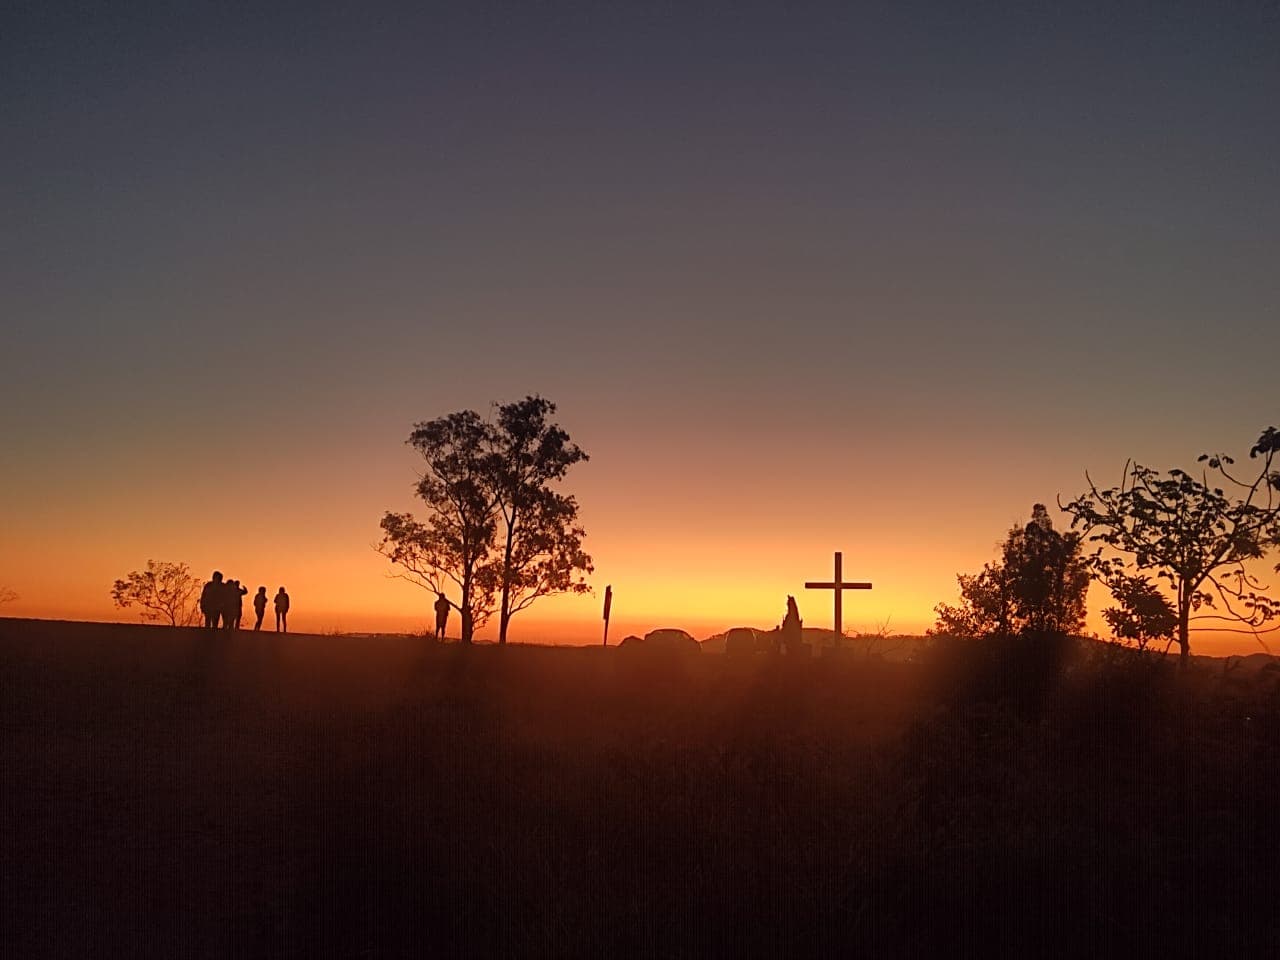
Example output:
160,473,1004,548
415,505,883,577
1100,574,1178,652
932,504,1088,639
497,485,592,640
377,399,593,644
0,585,17,605
110,561,202,626
1061,426,1280,666
378,411,498,644
489,396,591,644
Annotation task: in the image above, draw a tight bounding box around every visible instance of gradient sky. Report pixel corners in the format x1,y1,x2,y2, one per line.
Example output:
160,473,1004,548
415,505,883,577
3,2,1278,652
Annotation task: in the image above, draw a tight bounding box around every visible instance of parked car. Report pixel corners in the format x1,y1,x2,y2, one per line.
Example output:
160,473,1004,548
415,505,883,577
642,628,700,653
725,627,759,657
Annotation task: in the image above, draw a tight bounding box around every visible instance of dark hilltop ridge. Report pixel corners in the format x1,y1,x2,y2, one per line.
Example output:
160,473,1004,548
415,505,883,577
4,615,1280,956
699,626,924,658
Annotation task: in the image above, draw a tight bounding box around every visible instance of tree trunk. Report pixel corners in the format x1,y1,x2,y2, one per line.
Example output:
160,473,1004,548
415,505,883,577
1177,592,1191,669
498,512,516,645
498,577,513,643
460,568,473,644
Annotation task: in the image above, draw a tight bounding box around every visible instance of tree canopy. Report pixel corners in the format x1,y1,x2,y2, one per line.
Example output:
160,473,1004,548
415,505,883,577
488,396,591,644
932,504,1088,640
1061,427,1280,665
377,396,592,643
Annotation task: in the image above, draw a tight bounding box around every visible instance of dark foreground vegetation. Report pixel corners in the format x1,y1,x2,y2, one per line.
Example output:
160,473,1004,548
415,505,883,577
3,618,1280,957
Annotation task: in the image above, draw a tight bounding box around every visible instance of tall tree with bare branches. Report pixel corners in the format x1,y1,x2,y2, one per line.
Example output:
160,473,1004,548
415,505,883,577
1061,427,1280,666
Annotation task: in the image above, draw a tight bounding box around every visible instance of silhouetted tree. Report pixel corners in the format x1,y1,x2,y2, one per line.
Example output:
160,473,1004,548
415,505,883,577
931,564,1011,640
111,560,202,626
932,504,1088,639
378,399,593,644
498,486,593,636
1061,427,1280,666
487,396,592,644
377,411,498,643
1101,573,1178,651
0,585,17,605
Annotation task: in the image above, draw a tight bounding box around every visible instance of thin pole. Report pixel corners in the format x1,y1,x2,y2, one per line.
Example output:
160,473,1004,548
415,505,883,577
834,551,842,648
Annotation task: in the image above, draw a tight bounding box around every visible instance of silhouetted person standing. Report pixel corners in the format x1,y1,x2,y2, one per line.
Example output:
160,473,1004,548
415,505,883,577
200,572,225,629
781,595,804,658
434,592,450,640
275,587,290,632
224,579,247,630
253,587,268,631
220,578,235,629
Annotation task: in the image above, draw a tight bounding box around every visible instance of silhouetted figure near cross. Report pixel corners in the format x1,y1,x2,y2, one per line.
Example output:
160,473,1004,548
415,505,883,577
804,551,872,650
780,595,804,657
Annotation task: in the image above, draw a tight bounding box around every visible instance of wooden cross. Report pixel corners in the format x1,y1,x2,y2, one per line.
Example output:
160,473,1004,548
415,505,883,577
804,551,872,649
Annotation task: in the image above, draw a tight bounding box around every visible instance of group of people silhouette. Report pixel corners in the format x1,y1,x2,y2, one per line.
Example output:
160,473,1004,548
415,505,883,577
200,571,290,632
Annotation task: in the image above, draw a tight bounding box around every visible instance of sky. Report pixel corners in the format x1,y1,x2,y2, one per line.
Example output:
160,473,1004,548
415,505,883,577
2,2,1278,653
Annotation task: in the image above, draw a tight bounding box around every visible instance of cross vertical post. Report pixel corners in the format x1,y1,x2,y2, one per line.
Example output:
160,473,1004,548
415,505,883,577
834,551,842,642
804,551,872,651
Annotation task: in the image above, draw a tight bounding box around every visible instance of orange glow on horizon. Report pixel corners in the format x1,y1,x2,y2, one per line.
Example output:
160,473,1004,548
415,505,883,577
4,529,1274,658
3,411,1276,659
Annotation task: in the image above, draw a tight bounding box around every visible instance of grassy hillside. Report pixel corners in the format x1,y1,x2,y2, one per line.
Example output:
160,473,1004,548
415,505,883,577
3,617,1279,956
